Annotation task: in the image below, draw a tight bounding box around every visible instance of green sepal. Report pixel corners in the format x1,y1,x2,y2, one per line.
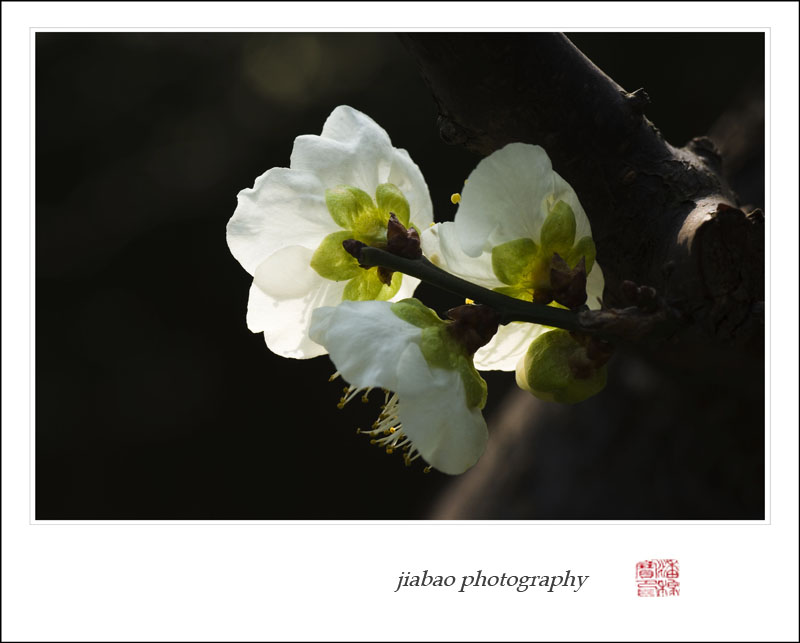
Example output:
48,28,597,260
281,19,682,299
516,329,606,404
375,183,410,227
491,238,538,285
391,301,490,410
325,185,374,229
493,285,533,301
540,200,577,257
567,236,596,273
310,230,361,281
391,298,445,330
419,326,461,371
418,325,488,410
457,357,488,409
342,268,402,301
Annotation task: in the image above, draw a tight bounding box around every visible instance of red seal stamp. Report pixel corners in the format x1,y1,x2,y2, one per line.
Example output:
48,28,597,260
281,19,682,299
636,559,679,597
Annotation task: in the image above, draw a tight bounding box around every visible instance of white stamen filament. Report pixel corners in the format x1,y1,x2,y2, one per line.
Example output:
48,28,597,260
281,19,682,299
337,387,424,469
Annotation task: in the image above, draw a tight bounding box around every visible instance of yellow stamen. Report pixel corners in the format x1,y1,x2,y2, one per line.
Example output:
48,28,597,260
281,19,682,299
465,298,474,305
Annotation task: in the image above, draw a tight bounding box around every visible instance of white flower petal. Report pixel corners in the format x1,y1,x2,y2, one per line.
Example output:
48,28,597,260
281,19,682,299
290,106,392,195
227,167,336,275
456,143,552,256
290,135,386,197
290,106,433,228
246,272,346,360
473,321,549,372
455,143,591,256
387,148,434,228
249,244,419,358
394,344,488,475
309,300,422,390
253,245,320,301
421,223,499,289
320,104,393,147
393,274,422,302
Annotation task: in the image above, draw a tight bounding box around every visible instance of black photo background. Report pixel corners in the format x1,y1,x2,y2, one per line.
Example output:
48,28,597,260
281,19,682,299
36,33,764,519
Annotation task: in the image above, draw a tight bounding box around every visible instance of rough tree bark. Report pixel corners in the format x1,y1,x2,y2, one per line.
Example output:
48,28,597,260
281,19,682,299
399,34,765,519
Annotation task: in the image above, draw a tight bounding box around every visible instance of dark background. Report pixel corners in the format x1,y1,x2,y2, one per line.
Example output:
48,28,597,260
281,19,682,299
36,32,764,519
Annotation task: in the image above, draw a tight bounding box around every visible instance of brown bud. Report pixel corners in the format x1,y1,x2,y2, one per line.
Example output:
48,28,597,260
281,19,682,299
342,239,366,262
550,254,587,309
376,266,394,286
635,285,658,312
621,279,639,303
386,213,422,259
446,304,500,355
567,353,596,380
621,279,658,312
585,336,615,367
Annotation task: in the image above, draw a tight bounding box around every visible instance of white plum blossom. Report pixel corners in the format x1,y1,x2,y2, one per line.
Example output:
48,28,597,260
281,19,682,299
309,299,489,475
421,142,605,372
227,105,433,359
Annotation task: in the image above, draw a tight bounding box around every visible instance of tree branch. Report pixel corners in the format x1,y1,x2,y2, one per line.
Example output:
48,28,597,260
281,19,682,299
361,246,582,328
399,34,763,363
358,246,679,343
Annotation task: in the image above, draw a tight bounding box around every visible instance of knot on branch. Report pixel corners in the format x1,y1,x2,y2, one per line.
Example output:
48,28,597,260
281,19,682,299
693,202,764,345
687,136,723,171
578,280,681,344
621,87,650,114
621,280,658,313
577,304,680,345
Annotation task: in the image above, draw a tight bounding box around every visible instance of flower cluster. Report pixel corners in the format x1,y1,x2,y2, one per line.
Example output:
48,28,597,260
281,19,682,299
227,106,608,474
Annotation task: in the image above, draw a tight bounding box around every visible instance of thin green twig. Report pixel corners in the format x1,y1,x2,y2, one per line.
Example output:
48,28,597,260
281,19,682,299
358,247,582,331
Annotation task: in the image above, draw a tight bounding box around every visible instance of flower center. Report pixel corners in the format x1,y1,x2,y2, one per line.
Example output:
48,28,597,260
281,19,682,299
309,183,418,302
490,199,596,304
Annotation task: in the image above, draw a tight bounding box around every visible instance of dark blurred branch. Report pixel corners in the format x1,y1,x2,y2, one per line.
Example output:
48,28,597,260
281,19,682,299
707,80,765,209
400,34,764,365
401,34,765,520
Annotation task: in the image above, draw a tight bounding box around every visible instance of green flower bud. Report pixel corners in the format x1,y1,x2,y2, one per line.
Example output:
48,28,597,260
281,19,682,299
515,329,607,404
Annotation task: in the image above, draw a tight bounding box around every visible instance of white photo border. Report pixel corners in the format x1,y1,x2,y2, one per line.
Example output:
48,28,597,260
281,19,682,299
3,3,797,641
